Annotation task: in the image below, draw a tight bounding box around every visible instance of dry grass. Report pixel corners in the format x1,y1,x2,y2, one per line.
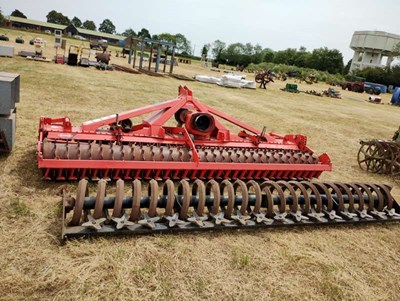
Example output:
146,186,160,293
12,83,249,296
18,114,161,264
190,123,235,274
1,29,400,301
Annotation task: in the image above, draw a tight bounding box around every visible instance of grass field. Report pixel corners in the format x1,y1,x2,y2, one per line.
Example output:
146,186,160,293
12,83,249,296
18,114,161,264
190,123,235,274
1,28,400,301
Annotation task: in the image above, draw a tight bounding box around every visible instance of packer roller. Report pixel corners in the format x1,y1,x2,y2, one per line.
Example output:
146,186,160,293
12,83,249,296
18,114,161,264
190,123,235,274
61,178,400,239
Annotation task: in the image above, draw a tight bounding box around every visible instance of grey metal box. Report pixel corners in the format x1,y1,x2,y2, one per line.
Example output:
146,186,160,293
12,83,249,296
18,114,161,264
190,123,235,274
0,76,16,115
0,72,20,103
0,111,16,152
0,45,14,57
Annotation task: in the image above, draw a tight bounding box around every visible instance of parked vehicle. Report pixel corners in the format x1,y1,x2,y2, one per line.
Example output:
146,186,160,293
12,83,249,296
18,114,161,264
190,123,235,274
341,81,365,93
341,81,381,95
74,35,87,41
0,34,9,41
90,39,108,50
15,36,24,44
33,37,46,56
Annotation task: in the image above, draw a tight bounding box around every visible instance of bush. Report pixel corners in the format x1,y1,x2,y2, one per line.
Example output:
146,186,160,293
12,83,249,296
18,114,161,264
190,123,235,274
247,62,345,83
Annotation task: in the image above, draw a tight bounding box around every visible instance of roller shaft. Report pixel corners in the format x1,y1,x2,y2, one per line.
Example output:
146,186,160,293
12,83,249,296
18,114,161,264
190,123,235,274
74,194,378,212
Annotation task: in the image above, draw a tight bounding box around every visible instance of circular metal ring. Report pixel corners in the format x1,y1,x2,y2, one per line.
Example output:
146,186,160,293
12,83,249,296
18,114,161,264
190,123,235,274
277,180,298,213
147,180,159,217
192,179,206,216
177,180,191,219
70,179,89,226
206,180,220,215
129,179,142,222
233,180,248,215
220,180,235,218
246,180,262,214
93,179,107,219
163,179,176,216
112,179,124,217
260,182,274,218
300,181,322,213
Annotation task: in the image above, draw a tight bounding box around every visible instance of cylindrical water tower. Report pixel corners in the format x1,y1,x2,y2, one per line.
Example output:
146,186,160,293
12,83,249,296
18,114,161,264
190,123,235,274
349,31,400,72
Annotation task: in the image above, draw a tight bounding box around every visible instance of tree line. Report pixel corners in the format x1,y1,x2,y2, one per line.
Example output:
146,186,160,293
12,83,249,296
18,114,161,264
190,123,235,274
351,64,400,87
202,41,345,74
4,8,116,34
46,10,116,34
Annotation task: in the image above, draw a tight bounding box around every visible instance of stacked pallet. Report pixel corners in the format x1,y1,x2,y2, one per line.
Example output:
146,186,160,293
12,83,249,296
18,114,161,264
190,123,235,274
0,72,19,153
0,45,14,57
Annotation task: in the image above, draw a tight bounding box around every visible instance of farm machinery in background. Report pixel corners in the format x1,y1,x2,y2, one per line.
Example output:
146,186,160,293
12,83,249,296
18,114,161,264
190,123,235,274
358,127,400,175
36,87,400,239
322,88,341,98
280,84,341,98
0,33,9,41
17,37,53,62
255,71,274,88
33,37,46,57
90,39,108,51
66,45,111,67
341,81,382,95
15,36,24,44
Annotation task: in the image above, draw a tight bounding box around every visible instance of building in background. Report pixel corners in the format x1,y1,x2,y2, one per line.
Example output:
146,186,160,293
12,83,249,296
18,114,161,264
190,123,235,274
349,31,400,72
4,16,125,44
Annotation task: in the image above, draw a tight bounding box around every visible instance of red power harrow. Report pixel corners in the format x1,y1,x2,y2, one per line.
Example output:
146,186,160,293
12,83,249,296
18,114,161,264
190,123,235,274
38,86,332,181
37,86,399,239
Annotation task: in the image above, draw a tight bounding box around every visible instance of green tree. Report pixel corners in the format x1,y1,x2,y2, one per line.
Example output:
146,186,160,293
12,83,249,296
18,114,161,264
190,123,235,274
353,67,389,85
252,44,264,64
99,19,116,34
307,47,344,74
122,28,136,37
157,33,192,55
11,9,27,18
201,44,210,57
293,46,310,68
71,16,82,28
352,65,400,87
216,42,262,67
138,28,151,39
82,20,96,31
157,33,175,43
388,65,400,86
223,42,245,65
0,8,4,26
46,10,70,25
262,48,275,63
175,33,191,55
392,42,400,57
273,48,298,65
211,40,226,62
343,59,352,75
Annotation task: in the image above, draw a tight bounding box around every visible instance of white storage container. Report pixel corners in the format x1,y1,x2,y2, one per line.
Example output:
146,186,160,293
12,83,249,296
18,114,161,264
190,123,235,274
0,45,14,57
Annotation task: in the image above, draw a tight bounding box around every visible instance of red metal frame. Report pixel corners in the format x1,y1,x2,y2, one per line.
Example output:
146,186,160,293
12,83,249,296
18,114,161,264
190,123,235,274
37,86,332,180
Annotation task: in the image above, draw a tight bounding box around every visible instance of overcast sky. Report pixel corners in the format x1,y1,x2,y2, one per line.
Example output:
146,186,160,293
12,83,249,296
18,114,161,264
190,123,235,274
1,0,400,62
